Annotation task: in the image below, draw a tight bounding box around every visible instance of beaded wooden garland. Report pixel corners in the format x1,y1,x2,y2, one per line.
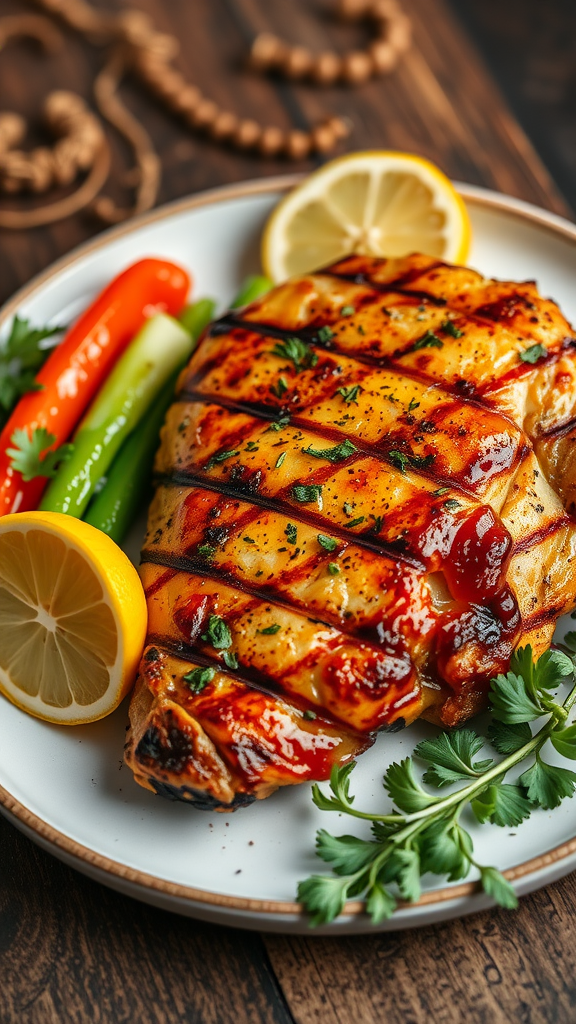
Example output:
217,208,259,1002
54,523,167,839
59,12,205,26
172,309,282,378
1,0,412,227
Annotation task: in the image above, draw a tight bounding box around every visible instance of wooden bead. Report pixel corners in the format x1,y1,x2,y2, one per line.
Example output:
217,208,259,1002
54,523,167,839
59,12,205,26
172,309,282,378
368,39,397,73
258,125,285,157
341,50,374,84
285,129,312,160
250,32,285,71
324,116,350,140
192,99,220,129
337,0,372,19
154,69,186,101
312,51,342,85
210,110,239,141
311,122,337,153
0,113,26,152
387,14,411,52
233,119,262,149
174,85,202,115
282,46,314,80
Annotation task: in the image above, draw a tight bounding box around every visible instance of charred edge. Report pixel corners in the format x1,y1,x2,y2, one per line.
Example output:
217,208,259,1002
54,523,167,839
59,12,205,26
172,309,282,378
144,632,368,737
203,318,536,433
479,345,570,397
320,267,449,306
174,388,486,500
141,546,398,645
148,775,256,810
511,514,574,555
156,470,427,570
521,604,569,633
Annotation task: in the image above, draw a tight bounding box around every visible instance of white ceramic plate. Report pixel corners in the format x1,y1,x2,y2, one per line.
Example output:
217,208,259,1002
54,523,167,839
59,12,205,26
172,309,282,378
1,176,576,935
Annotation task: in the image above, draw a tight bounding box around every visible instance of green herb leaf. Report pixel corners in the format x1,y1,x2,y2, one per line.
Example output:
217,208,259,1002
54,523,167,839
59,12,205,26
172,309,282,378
197,544,216,559
315,830,379,875
327,562,340,576
302,439,357,462
258,623,281,635
440,320,464,338
489,672,543,723
341,306,355,316
520,343,547,364
418,819,472,881
0,317,64,425
293,484,323,504
365,882,396,924
303,709,317,721
487,720,532,755
519,756,576,809
433,486,450,496
343,501,354,516
222,650,239,670
318,534,337,552
384,758,437,813
346,517,365,528
380,847,421,902
408,398,420,412
479,867,518,909
183,666,215,693
533,648,574,690
267,416,290,432
443,498,461,511
272,336,317,371
270,377,288,398
317,326,334,343
470,784,532,827
336,384,362,404
6,427,74,482
201,614,232,649
411,330,443,351
297,874,353,927
208,448,240,468
388,450,409,473
551,723,576,760
243,536,256,544
415,729,493,788
275,451,287,469
285,523,297,544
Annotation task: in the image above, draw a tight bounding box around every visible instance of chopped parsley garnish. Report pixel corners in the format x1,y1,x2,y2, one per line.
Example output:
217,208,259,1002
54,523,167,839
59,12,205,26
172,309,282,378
411,330,444,351
270,376,288,398
197,543,216,559
243,536,256,544
201,615,232,649
346,516,365,528
343,501,354,516
258,623,281,635
357,325,366,336
285,523,298,544
317,326,334,343
441,320,464,338
388,450,410,473
433,486,450,496
520,343,547,364
371,515,383,533
302,439,357,462
245,440,259,451
327,562,340,576
222,651,239,670
336,384,362,405
341,306,355,316
275,451,287,469
183,666,215,693
267,416,290,432
303,709,318,720
208,448,240,468
293,484,323,505
6,427,73,482
272,336,317,371
409,453,435,470
408,398,420,412
317,534,337,552
444,498,462,511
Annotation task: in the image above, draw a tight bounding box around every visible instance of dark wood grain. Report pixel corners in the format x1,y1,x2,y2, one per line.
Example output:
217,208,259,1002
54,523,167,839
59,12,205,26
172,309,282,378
1,2,576,1023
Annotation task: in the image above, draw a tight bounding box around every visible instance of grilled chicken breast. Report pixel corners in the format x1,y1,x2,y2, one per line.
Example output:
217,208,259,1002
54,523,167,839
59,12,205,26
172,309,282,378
125,253,576,810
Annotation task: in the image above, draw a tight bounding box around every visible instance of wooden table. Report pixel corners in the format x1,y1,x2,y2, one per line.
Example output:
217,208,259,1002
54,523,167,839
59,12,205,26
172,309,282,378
1,2,575,1021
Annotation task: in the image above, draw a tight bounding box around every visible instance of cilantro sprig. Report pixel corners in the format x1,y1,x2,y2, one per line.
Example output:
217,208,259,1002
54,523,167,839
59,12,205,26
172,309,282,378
298,643,576,926
0,317,64,427
7,427,74,481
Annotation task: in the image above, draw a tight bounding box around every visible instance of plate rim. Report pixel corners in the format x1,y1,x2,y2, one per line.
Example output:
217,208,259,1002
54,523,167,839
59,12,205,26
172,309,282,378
2,173,576,921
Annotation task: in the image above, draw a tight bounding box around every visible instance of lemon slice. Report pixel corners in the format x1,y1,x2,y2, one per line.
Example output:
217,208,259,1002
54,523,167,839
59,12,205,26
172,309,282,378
0,512,147,724
262,150,471,282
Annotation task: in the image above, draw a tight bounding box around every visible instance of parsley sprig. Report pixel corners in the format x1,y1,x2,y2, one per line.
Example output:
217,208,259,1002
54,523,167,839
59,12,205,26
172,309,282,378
7,427,74,481
298,643,576,926
0,317,64,427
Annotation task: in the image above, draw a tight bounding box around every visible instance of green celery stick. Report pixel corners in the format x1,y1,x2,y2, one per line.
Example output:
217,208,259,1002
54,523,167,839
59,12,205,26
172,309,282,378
40,313,192,517
231,275,273,308
178,296,216,338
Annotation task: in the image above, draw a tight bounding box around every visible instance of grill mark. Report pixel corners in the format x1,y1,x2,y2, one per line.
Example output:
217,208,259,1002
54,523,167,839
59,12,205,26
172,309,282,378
156,470,427,570
479,345,572,398
321,268,449,306
521,604,568,633
511,514,573,555
176,389,485,500
145,633,350,729
141,546,404,644
202,318,542,437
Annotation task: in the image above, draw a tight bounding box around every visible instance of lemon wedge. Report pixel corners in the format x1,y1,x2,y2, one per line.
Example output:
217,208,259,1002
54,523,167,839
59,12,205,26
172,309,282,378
262,150,471,281
0,512,147,724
